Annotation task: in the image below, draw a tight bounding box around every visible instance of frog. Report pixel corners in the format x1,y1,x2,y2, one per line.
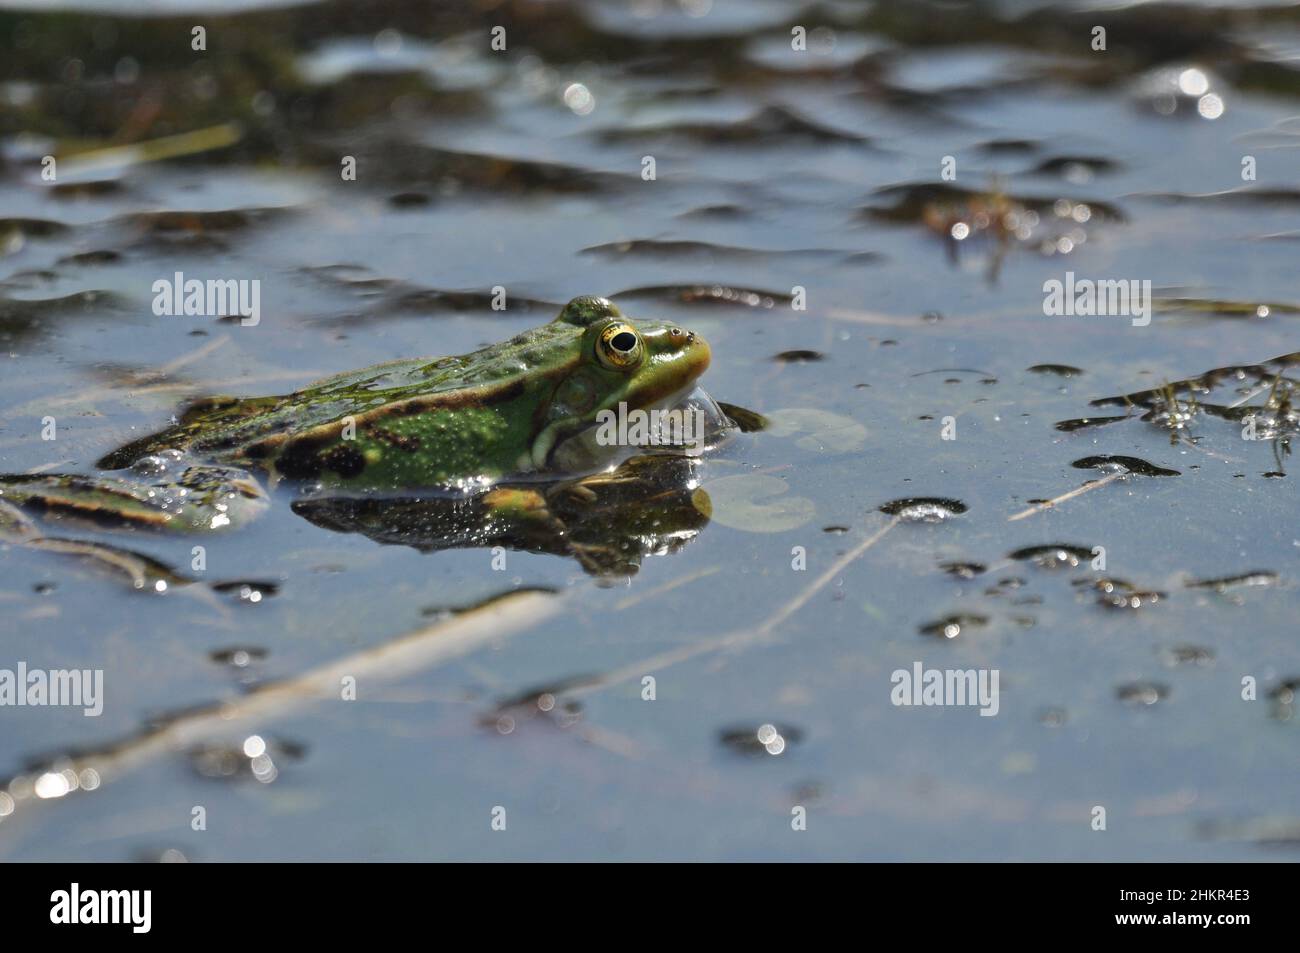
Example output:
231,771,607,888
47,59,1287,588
0,296,712,539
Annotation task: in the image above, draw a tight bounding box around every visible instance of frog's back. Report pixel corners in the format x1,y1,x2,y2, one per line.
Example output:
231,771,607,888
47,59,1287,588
98,322,582,479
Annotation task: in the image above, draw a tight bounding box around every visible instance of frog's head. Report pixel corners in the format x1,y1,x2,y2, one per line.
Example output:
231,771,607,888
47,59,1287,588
532,296,712,468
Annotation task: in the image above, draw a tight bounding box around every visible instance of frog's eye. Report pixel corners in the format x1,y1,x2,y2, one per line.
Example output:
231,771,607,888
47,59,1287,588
596,322,644,370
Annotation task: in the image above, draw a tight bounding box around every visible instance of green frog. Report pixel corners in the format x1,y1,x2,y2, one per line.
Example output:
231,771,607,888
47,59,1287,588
0,297,712,536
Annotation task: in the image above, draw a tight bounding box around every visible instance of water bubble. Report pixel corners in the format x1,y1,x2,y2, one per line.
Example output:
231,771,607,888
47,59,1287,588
373,28,403,57
34,771,71,799
1177,68,1209,96
563,83,595,116
719,722,803,757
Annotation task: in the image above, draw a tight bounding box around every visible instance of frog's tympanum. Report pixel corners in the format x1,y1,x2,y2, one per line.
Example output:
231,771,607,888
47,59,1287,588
0,297,721,578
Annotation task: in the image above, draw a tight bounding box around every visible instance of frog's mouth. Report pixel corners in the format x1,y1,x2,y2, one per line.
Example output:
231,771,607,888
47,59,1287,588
544,385,732,475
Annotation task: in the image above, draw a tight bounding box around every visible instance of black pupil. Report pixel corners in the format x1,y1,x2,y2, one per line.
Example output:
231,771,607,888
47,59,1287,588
610,331,637,353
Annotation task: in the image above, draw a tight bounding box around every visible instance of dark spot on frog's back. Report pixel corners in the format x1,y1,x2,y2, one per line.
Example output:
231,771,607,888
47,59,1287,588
274,437,326,480
367,425,420,452
320,445,366,479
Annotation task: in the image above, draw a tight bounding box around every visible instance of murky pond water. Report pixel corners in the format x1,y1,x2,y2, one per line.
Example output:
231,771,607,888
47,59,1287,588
1,0,1298,860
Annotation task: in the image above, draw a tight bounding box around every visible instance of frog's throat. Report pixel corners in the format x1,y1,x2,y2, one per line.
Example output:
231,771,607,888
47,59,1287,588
528,381,699,470
530,427,558,470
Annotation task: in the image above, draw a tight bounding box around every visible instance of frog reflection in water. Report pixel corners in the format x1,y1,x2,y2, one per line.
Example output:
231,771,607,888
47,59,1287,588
0,297,718,577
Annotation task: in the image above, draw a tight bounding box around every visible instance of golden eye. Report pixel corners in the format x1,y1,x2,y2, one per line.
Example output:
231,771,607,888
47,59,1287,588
596,322,644,370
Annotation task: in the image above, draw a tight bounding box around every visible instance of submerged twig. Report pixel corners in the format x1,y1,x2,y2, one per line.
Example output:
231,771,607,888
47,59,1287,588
1007,472,1123,522
45,123,243,181
567,515,902,700
0,588,564,837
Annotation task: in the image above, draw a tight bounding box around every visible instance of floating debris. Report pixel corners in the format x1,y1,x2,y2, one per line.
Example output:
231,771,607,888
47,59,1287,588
1161,645,1214,667
772,350,825,363
1027,363,1084,377
210,646,269,668
1053,414,1128,432
1009,456,1179,521
1072,455,1181,477
1197,815,1300,848
1028,155,1120,180
1008,544,1094,569
939,560,987,578
716,402,769,433
387,191,432,208
1185,571,1278,592
484,680,587,733
1039,707,1068,727
1073,577,1136,595
879,497,968,521
985,576,1027,597
1088,353,1300,433
56,249,122,267
187,735,306,784
1116,682,1169,706
1269,679,1299,704
918,613,988,639
862,181,1120,280
598,104,868,146
978,138,1039,155
1097,589,1164,610
211,580,280,604
1154,297,1300,320
583,239,841,263
613,285,791,308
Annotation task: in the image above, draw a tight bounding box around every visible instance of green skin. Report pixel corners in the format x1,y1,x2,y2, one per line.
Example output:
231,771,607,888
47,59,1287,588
0,297,711,533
